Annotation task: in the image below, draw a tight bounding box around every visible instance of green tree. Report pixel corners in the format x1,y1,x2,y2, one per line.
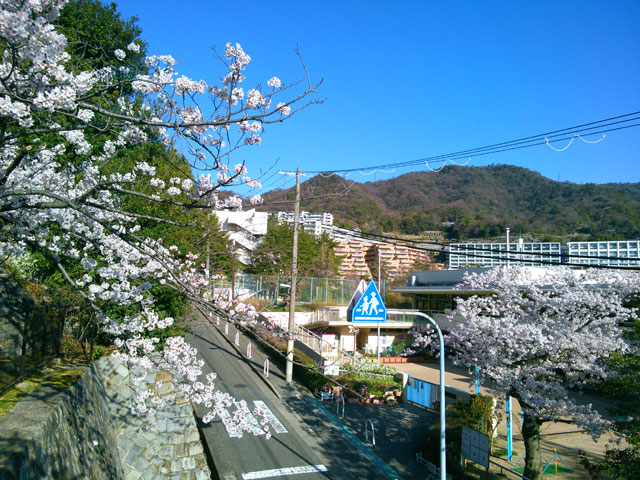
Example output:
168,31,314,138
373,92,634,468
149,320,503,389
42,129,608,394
590,311,640,479
250,217,339,278
24,2,209,325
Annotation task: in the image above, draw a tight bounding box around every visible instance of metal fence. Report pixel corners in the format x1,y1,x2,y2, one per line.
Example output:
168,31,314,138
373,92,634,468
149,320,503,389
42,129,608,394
210,273,387,305
0,303,67,392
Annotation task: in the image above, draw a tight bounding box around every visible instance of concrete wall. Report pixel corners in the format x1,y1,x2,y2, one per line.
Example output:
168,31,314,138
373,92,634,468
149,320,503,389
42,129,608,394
0,356,211,480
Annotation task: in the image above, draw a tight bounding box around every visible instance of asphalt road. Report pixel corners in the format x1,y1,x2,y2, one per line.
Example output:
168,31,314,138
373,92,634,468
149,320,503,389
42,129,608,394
189,317,378,480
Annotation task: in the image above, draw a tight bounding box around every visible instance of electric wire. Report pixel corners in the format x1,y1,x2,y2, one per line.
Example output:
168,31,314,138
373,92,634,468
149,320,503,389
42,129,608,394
332,227,640,270
344,227,639,262
301,112,640,175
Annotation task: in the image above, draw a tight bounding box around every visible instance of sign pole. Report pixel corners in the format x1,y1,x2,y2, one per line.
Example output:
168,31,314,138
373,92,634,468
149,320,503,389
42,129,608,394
377,321,381,364
388,309,446,480
506,394,513,461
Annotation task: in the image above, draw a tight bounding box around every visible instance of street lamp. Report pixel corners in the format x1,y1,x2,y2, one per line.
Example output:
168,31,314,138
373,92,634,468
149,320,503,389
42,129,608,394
388,309,447,480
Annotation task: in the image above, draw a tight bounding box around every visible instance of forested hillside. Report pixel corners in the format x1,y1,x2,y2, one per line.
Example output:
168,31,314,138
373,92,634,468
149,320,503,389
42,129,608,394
260,165,640,240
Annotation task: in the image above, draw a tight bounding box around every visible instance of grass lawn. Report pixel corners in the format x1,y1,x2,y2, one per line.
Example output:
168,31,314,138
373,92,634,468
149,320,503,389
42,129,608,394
0,364,85,419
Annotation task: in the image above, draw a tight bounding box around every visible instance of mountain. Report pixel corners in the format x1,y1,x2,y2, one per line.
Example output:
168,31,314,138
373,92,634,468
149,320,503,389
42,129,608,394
259,165,640,241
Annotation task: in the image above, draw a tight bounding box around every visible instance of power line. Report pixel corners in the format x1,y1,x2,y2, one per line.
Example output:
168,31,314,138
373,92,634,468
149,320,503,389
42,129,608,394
349,228,638,262
302,111,640,175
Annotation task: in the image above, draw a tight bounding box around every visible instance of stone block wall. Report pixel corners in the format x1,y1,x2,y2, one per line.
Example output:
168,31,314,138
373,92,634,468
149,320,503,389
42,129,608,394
0,356,211,479
0,363,123,479
96,356,211,479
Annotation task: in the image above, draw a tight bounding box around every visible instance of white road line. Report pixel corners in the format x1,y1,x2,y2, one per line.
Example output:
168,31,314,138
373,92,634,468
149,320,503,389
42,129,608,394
218,403,265,438
253,400,288,434
242,465,328,479
237,401,269,436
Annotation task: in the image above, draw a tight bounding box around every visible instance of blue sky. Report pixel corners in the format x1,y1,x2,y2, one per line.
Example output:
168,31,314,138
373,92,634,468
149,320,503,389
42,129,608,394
115,0,639,191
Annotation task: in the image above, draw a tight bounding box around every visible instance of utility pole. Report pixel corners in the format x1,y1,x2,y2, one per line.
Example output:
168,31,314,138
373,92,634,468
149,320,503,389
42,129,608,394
285,167,301,383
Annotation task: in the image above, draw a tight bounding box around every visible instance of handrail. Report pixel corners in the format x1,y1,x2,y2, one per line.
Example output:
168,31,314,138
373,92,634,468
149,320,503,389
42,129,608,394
295,324,356,365
365,419,375,447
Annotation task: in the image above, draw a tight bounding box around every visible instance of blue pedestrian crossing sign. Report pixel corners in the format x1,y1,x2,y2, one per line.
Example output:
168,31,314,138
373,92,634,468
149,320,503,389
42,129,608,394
352,281,386,323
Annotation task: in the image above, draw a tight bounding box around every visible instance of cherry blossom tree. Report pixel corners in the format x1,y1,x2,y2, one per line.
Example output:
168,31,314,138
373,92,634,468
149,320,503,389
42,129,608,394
0,0,321,436
413,266,639,480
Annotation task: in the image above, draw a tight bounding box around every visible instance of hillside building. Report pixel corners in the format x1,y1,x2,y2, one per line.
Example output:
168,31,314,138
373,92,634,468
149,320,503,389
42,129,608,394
274,211,334,236
213,209,268,265
335,240,438,280
334,241,372,278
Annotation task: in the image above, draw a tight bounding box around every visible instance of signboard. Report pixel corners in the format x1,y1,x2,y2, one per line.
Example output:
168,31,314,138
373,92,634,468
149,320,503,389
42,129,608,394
347,279,367,322
323,360,339,376
352,281,386,323
461,425,489,468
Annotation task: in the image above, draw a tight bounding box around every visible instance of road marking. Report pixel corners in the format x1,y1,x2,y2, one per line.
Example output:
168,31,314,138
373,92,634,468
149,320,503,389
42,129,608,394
218,400,289,438
253,400,288,434
237,402,270,436
242,465,328,479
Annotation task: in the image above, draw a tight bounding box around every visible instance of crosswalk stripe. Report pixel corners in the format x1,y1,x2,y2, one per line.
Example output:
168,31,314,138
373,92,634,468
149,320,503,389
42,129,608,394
253,400,288,434
237,401,269,436
242,465,328,479
217,399,289,438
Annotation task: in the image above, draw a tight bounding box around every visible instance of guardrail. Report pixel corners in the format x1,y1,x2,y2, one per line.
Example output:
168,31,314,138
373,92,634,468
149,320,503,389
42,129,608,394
489,459,528,479
365,419,376,448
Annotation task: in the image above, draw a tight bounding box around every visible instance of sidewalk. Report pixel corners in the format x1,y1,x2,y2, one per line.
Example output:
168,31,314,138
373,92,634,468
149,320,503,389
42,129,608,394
392,360,623,479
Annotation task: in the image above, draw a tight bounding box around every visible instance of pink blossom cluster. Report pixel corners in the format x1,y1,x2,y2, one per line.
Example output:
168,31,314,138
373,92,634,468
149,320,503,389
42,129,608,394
413,266,640,436
0,0,318,433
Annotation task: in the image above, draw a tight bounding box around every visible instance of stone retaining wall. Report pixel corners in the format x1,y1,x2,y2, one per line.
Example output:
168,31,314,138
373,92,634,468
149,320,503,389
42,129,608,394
0,356,211,479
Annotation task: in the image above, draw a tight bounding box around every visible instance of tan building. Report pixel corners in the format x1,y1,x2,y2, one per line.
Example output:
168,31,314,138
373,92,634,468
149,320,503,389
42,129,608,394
336,240,438,280
335,241,372,278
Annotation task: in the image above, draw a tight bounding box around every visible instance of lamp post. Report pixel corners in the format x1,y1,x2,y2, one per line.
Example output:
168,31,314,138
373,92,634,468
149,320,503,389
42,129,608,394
388,309,447,480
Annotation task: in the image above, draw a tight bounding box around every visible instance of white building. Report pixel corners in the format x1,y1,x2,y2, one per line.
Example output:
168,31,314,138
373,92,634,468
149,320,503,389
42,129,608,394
449,240,562,269
274,211,334,236
213,209,269,265
449,239,640,269
567,240,640,267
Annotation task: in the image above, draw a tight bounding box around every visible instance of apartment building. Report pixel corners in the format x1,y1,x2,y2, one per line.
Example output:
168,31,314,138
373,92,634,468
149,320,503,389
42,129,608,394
213,209,269,265
365,243,433,279
335,240,436,280
334,241,372,278
274,211,334,236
